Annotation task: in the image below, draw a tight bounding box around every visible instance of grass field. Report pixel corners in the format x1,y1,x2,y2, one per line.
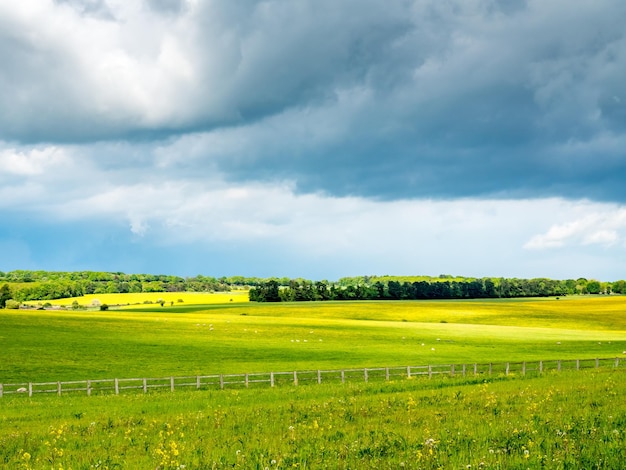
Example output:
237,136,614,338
2,296,625,383
0,369,624,469
2,295,626,468
23,291,249,308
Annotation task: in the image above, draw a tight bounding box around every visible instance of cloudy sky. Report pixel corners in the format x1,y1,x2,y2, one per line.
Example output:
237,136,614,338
1,0,625,281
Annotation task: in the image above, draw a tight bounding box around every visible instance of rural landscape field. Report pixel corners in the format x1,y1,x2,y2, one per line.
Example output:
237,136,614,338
1,293,626,468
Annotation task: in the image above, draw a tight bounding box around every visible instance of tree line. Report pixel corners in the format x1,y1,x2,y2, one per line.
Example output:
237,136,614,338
0,271,624,305
0,271,267,303
249,276,626,302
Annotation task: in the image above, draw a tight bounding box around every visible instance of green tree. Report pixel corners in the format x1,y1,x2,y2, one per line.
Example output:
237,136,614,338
586,280,601,294
0,283,11,308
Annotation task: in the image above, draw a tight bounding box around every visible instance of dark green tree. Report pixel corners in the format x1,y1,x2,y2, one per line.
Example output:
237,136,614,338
0,283,11,308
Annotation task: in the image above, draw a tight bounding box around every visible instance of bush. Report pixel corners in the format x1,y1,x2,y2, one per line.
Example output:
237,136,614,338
100,304,109,311
5,299,20,309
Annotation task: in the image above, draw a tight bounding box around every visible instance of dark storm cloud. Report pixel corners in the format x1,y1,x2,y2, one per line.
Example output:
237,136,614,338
2,0,626,202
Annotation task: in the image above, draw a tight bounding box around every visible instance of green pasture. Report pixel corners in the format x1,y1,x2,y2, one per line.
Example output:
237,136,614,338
1,296,625,383
0,369,624,469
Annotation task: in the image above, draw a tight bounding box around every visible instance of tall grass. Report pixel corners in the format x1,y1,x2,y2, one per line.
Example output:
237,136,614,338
0,369,624,469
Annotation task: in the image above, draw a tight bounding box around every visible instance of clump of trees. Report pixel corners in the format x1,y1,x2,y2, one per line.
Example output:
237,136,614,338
0,271,266,302
249,276,626,302
1,271,624,305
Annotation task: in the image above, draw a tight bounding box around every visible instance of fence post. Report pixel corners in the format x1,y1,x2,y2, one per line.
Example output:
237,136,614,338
474,363,478,376
615,357,620,368
428,365,432,379
29,383,33,397
557,360,561,372
57,382,62,396
522,362,526,376
143,378,148,393
450,364,455,377
270,372,275,387
364,368,368,383
293,371,298,386
505,363,509,376
196,376,201,389
341,370,345,384
576,359,580,370
87,380,91,396
386,367,390,381
539,361,543,374
115,378,119,395
462,364,466,377
245,374,249,388
220,375,225,390
317,370,322,384
0,383,3,398
595,358,599,369
407,366,411,378
489,363,492,376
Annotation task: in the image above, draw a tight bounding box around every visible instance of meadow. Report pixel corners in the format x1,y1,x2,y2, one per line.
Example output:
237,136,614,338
0,369,624,469
2,296,626,383
1,295,626,468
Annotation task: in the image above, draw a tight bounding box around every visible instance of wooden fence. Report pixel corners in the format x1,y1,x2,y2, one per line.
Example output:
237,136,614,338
1,357,624,398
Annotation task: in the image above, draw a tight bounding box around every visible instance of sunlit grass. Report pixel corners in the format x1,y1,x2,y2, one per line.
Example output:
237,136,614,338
1,296,625,383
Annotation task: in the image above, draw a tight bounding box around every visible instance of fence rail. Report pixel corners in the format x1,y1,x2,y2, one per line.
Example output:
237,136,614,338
1,357,623,398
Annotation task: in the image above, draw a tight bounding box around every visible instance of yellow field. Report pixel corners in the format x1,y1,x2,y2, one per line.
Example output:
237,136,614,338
24,290,249,308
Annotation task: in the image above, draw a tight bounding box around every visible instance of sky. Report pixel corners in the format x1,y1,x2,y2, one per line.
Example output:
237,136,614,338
1,0,626,281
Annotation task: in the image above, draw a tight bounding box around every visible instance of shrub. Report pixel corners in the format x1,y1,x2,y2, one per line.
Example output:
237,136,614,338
100,304,109,311
5,299,20,309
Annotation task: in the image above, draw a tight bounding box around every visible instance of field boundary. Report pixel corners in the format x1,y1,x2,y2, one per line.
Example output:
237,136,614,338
1,357,623,398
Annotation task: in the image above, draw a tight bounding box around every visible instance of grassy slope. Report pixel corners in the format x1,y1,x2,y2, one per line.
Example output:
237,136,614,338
1,296,625,383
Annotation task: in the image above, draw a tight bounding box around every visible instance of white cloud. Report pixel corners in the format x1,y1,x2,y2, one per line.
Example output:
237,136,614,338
525,206,626,249
0,146,70,176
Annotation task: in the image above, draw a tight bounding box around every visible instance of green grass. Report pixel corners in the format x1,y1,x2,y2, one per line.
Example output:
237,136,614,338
1,296,625,383
0,369,624,469
2,296,626,468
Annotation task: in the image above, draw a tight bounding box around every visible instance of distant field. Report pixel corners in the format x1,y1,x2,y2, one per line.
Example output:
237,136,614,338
2,296,625,383
23,290,249,308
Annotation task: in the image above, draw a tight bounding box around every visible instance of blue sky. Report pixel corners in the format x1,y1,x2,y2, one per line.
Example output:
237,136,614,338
1,0,626,280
